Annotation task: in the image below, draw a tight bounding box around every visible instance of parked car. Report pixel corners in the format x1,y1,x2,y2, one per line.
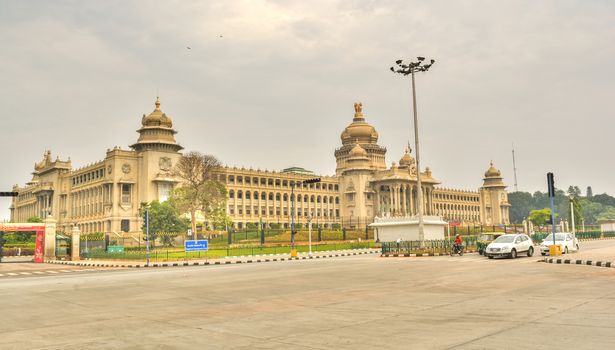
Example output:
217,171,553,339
477,232,504,255
485,234,534,259
540,233,579,256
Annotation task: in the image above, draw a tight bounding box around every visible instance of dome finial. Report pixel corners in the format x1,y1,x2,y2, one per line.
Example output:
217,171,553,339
353,102,364,120
155,96,161,111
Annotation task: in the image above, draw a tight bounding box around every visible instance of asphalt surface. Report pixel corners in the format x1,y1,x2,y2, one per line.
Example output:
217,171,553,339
1,243,615,349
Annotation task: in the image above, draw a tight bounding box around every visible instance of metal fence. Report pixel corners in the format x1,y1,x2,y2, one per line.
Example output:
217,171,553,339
381,236,479,254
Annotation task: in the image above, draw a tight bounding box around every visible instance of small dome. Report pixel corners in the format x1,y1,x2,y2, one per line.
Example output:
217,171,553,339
399,148,415,167
349,142,368,158
484,161,501,177
142,97,173,128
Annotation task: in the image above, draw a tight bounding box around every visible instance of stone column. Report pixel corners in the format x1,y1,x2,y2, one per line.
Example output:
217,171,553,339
388,186,393,216
43,215,57,260
71,225,81,261
409,186,414,215
401,186,407,215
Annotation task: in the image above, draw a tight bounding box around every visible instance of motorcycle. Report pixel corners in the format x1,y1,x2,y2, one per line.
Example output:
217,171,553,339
450,243,464,256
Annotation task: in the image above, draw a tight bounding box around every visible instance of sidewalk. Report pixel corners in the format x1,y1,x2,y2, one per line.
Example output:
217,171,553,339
45,248,380,268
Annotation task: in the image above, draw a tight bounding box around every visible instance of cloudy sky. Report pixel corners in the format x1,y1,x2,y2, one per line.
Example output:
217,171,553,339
1,0,614,220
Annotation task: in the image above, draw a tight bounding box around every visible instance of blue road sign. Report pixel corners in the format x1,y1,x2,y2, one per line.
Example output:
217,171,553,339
185,240,208,252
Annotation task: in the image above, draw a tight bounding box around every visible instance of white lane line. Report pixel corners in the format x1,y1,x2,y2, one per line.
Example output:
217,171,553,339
33,271,45,274
46,271,59,274
58,270,73,273
19,272,32,275
7,273,19,276
0,274,4,277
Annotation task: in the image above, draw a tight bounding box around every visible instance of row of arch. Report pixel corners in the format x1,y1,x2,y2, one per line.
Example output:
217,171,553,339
434,202,481,222
433,192,479,203
229,190,340,204
222,174,338,191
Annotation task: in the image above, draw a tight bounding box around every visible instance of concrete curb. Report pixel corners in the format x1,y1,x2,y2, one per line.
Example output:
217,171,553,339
381,250,478,257
542,257,614,269
44,249,379,268
578,236,615,242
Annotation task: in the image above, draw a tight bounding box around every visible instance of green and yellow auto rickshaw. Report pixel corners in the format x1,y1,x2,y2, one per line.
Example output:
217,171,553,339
477,232,504,255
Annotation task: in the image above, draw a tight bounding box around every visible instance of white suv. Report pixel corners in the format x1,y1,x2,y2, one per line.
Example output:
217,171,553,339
485,234,534,259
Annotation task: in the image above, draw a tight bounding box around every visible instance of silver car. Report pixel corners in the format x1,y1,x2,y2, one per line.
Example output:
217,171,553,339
485,234,534,259
540,232,579,255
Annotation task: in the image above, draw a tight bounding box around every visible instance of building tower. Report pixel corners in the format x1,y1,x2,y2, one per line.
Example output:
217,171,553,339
130,97,184,204
334,103,386,225
479,162,510,225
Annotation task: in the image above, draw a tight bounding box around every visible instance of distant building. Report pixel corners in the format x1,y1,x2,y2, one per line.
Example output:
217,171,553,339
10,98,510,234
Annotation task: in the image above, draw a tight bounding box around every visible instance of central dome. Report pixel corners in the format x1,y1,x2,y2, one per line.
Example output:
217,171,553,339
340,102,379,145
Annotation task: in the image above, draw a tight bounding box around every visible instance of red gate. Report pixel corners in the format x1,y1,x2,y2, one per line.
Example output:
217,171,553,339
0,223,46,263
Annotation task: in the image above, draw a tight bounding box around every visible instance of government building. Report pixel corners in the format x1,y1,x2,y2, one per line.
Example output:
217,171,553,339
9,98,510,235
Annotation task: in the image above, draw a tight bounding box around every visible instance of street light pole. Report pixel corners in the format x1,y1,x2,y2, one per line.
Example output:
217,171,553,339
291,178,321,258
569,195,576,237
308,215,313,255
291,182,296,258
391,57,435,248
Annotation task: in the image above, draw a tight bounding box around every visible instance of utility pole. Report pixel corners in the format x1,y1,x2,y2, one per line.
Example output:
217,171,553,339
512,143,519,192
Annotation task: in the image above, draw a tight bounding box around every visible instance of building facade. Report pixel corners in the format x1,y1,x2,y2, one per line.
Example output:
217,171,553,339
10,98,510,234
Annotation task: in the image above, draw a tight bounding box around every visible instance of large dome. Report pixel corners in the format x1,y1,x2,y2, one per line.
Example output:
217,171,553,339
340,102,379,145
141,97,173,128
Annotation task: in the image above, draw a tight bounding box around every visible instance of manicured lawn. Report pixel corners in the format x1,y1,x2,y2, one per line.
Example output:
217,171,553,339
82,241,376,261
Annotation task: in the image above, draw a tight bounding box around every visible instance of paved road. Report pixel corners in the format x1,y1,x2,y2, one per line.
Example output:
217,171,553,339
0,261,120,279
1,245,615,349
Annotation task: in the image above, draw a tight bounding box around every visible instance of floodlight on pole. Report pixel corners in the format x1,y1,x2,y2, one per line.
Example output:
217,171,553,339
390,57,435,248
291,178,321,258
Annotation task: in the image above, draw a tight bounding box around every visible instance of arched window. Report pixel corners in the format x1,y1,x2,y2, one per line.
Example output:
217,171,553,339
317,196,321,203
323,196,328,204
246,191,251,200
282,180,288,187
237,190,243,199
269,192,274,200
303,195,308,202
283,193,288,201
261,192,266,200
310,195,315,203
253,191,259,200
275,193,281,201
335,197,340,204
229,190,235,199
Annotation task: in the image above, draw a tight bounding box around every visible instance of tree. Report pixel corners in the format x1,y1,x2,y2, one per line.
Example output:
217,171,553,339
579,199,603,224
597,207,615,221
140,201,190,247
567,186,581,198
586,186,593,198
528,208,557,233
591,193,615,208
210,207,233,230
507,191,533,223
141,201,190,233
169,151,227,234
